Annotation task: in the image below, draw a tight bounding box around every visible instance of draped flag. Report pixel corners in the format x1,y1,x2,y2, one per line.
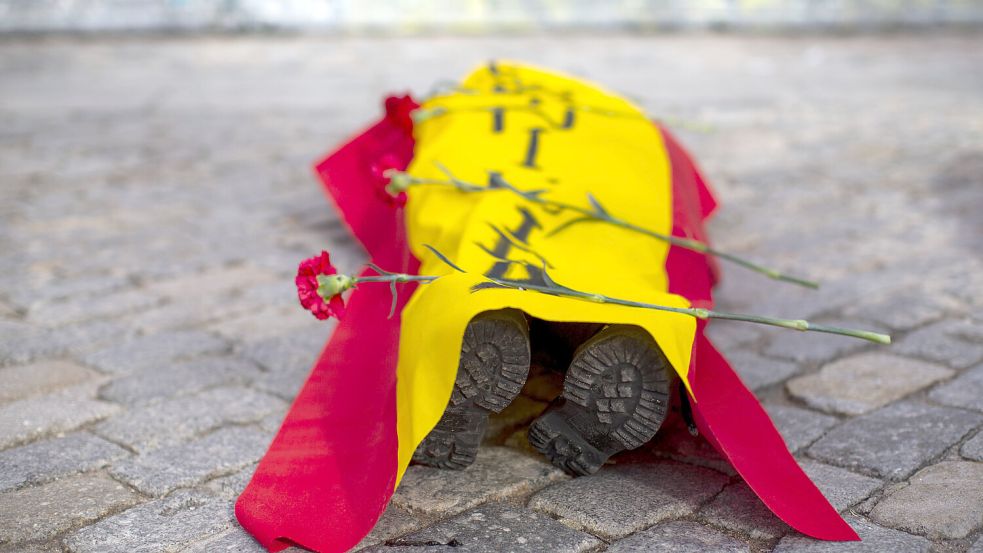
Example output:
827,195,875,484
236,62,859,553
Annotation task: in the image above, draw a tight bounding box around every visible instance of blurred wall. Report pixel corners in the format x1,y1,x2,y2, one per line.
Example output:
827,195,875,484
2,0,983,33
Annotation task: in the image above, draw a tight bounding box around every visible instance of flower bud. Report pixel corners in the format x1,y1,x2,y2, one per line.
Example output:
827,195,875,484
384,170,413,196
316,274,355,301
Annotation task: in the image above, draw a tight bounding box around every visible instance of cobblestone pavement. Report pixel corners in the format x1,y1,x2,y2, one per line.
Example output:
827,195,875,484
1,33,981,553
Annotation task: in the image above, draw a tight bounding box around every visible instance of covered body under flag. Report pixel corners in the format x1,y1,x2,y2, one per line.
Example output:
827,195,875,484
236,62,860,552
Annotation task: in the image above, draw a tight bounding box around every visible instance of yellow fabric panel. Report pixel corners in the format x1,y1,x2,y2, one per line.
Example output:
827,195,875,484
395,62,696,484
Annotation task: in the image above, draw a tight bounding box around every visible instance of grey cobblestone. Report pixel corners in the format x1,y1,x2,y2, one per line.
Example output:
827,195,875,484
4,274,130,311
841,289,956,331
869,461,983,540
181,527,267,552
94,386,284,452
962,431,983,461
392,446,566,517
109,426,270,496
606,520,749,553
0,473,140,544
27,289,163,327
798,460,882,512
98,356,263,405
0,432,129,492
529,460,728,539
808,401,982,480
647,416,737,475
0,383,119,449
142,265,278,301
83,330,229,374
377,503,601,553
353,504,423,550
894,319,983,369
64,490,232,553
787,353,953,415
928,364,983,412
764,404,839,453
698,481,790,540
727,350,800,391
761,320,885,365
773,516,931,552
0,360,97,404
208,306,316,343
205,464,256,501
236,324,332,373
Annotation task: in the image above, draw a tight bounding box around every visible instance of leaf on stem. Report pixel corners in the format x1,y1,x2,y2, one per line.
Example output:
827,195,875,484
424,244,466,273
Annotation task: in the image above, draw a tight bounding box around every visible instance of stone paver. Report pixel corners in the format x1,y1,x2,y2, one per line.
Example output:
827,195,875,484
109,426,270,496
699,481,790,540
82,330,229,374
0,360,97,404
894,319,983,369
787,353,953,415
375,503,601,553
762,320,884,365
728,350,801,391
808,401,982,479
870,461,983,540
0,473,140,544
773,516,931,552
181,527,268,552
529,461,728,539
764,404,839,453
0,432,129,492
648,416,737,475
236,325,331,373
798,460,882,512
64,490,233,553
98,356,264,405
606,520,749,553
962,432,983,461
0,383,119,449
353,504,423,550
928,363,983,412
94,386,284,452
26,289,164,327
392,446,566,517
1,33,982,553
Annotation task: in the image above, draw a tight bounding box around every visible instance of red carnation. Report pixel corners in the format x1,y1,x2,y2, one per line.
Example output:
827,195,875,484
296,251,347,320
384,94,419,135
371,154,408,207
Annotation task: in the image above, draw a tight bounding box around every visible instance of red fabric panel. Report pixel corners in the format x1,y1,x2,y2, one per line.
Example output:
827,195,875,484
234,117,418,552
659,125,858,542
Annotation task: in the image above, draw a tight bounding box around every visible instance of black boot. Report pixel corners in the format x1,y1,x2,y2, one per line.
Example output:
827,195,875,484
412,308,531,469
528,325,673,475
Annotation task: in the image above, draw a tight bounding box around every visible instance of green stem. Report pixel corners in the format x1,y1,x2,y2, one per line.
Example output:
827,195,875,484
476,277,889,345
401,172,820,289
332,264,888,344
355,274,437,285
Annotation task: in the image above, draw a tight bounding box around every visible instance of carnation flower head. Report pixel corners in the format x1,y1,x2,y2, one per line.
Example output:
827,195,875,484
384,94,419,136
296,251,349,320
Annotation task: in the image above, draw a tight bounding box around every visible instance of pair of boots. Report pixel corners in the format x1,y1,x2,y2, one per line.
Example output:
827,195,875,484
413,309,674,476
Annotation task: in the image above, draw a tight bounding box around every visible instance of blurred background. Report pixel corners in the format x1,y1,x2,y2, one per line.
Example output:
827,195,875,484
3,0,983,33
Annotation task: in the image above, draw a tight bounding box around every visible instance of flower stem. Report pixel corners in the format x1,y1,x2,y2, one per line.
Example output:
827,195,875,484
399,169,820,289
476,277,890,345
355,274,437,285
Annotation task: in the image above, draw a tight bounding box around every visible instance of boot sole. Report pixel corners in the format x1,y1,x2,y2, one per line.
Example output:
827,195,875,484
529,325,672,475
412,308,531,470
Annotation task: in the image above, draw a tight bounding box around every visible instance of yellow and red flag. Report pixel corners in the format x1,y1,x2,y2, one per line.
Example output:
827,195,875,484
236,63,858,552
